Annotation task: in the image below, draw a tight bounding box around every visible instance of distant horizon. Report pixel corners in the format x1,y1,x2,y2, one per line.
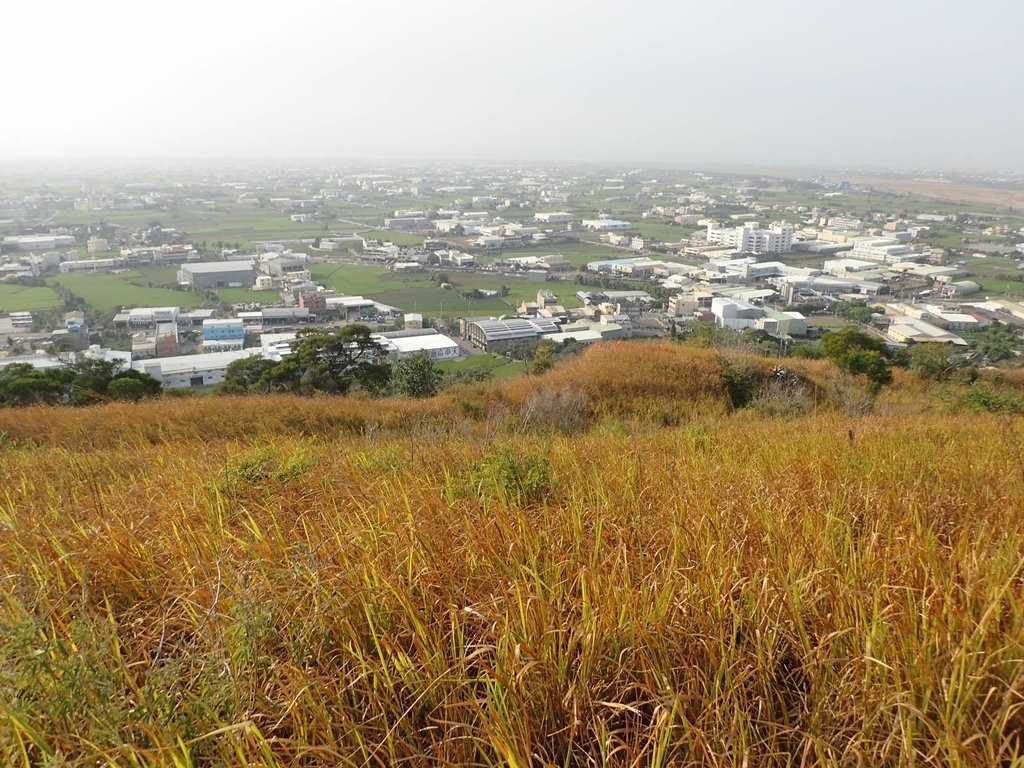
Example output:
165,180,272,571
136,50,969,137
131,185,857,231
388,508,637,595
0,156,1021,178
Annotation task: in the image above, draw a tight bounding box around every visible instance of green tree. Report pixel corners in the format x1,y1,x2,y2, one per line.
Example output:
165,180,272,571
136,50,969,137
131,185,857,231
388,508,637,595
833,301,876,324
820,328,893,387
221,356,279,393
529,340,559,375
974,323,1019,363
909,344,957,380
392,352,443,398
68,358,122,405
107,378,146,402
293,325,390,395
109,369,162,400
0,364,72,406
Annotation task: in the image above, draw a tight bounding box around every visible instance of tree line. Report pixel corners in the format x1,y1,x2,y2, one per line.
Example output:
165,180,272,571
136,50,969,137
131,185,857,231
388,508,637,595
0,358,161,407
220,325,445,399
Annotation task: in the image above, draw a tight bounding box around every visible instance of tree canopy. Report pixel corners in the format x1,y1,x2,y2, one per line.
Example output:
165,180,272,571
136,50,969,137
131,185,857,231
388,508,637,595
392,352,443,398
0,359,161,407
820,328,894,387
222,325,392,396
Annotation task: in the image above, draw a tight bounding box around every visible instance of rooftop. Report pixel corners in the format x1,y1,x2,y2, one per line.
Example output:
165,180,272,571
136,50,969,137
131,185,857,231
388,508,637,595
181,261,255,273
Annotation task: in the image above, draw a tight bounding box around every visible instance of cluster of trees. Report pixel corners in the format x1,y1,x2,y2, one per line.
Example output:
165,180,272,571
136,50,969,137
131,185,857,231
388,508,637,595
0,359,161,407
818,328,898,389
221,325,444,399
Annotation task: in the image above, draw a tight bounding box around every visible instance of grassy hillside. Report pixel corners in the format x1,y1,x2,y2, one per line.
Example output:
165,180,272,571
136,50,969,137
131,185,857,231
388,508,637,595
1,343,1023,766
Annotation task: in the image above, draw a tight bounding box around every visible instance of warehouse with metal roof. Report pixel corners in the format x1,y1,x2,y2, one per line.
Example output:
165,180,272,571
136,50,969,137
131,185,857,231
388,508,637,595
464,318,560,352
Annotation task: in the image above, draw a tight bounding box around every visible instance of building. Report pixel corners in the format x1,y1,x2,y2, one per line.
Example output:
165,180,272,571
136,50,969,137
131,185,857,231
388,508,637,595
756,308,807,336
850,238,921,265
711,297,762,330
822,258,882,276
941,280,982,298
113,306,181,328
438,251,476,268
2,235,76,251
827,216,862,230
886,316,967,345
133,349,263,388
384,217,428,230
534,212,574,224
202,319,246,351
581,219,631,231
86,236,110,253
297,291,328,314
262,255,310,282
177,261,256,288
372,330,461,361
705,222,795,254
237,307,312,327
464,318,560,352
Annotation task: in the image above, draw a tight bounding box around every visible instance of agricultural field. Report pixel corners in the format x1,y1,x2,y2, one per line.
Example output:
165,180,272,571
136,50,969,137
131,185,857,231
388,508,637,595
1,343,1023,765
309,263,583,319
629,221,696,243
53,206,343,249
49,270,204,313
438,353,527,379
953,255,1024,298
0,284,61,313
213,288,282,306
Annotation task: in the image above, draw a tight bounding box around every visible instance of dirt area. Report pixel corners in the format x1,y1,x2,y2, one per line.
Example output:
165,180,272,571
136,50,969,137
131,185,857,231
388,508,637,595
837,175,1024,211
704,163,1024,211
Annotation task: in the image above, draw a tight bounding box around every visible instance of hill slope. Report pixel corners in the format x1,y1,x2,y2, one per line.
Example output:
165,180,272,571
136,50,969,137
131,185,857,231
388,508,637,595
1,343,1023,766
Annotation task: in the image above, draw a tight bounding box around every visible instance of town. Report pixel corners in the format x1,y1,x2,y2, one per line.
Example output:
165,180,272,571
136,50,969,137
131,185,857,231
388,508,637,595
2,161,1024,390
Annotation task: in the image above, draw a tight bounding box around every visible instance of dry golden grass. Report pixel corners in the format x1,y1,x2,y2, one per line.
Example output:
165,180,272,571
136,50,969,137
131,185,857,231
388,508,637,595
1,343,1023,766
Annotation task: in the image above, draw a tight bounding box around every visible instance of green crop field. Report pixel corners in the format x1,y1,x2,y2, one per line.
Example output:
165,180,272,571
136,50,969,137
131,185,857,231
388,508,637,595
309,263,584,318
0,285,62,313
49,272,204,313
213,288,282,305
630,221,695,243
438,353,526,379
53,207,346,249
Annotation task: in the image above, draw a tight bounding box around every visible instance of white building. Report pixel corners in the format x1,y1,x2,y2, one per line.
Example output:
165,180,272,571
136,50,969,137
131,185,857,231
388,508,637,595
580,219,631,231
822,258,881,276
711,297,762,330
133,349,262,388
86,237,110,253
372,332,460,361
534,212,574,223
705,222,795,254
826,216,862,230
850,237,921,264
2,235,76,251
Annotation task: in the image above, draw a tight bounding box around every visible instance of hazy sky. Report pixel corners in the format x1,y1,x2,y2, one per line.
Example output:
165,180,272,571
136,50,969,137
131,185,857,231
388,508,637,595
4,0,1022,170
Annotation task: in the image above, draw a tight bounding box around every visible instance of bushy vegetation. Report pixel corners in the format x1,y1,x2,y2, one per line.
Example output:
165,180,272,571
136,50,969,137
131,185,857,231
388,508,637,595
0,358,161,406
1,342,1024,766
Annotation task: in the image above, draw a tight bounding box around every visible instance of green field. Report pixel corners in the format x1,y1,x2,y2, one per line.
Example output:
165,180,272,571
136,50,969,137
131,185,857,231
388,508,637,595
438,353,526,379
53,206,340,249
0,285,62,313
50,271,204,313
213,288,282,305
630,221,696,243
309,263,584,318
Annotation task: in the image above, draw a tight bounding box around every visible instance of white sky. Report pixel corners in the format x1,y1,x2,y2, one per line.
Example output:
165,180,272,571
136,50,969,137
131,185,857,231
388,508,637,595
2,0,1022,170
